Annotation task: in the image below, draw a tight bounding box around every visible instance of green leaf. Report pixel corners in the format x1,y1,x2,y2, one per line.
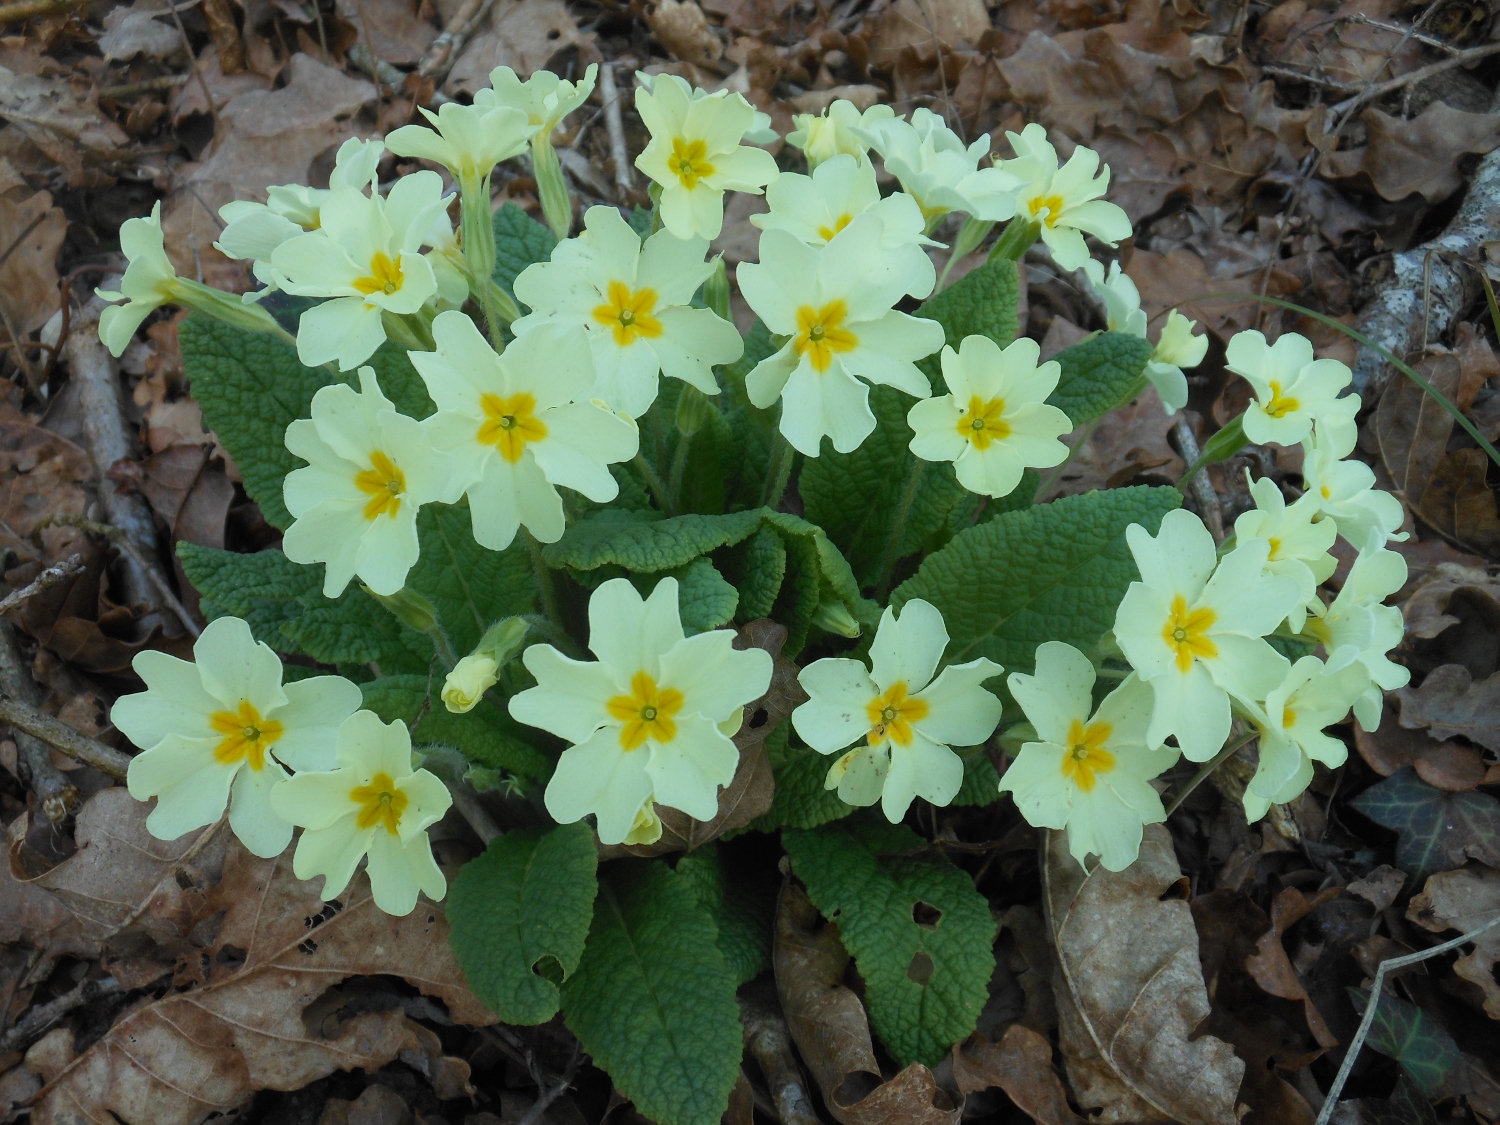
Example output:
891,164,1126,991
674,845,773,986
1349,767,1500,878
446,823,598,1025
1046,332,1153,427
361,674,551,780
408,502,537,657
1346,988,1461,1098
562,862,742,1125
493,202,558,299
784,822,997,1067
951,751,1000,807
893,486,1182,676
799,259,1021,588
732,525,786,620
668,556,738,634
719,319,781,511
178,544,432,672
979,469,1038,520
368,338,435,420
179,315,338,530
744,724,852,833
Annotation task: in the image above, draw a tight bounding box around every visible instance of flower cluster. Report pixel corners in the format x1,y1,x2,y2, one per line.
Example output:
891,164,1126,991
114,617,451,915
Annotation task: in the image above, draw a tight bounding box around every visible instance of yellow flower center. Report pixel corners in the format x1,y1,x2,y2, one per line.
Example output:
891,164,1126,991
477,391,548,463
1264,381,1300,418
670,137,715,189
794,299,859,373
354,449,406,520
865,681,929,748
1267,536,1282,559
351,772,408,835
1303,615,1331,644
210,700,283,769
1028,194,1066,228
817,213,853,242
1059,718,1114,792
593,280,664,346
1320,484,1331,499
1282,705,1297,729
607,671,685,750
353,251,404,297
956,395,1011,451
1161,593,1218,674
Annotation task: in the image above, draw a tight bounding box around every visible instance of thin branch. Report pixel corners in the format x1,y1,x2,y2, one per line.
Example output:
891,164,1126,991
1173,416,1224,541
740,991,822,1125
0,554,86,615
0,616,75,822
600,63,636,198
418,0,499,80
1314,910,1500,1125
1327,40,1500,121
44,517,200,637
0,695,132,779
0,976,123,1054
1164,731,1258,819
0,0,86,22
516,1044,582,1125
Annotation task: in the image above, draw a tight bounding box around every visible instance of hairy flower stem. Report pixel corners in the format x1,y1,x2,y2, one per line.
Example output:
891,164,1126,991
1163,730,1259,818
459,171,507,348
875,455,927,598
634,453,674,516
760,428,794,510
525,530,564,634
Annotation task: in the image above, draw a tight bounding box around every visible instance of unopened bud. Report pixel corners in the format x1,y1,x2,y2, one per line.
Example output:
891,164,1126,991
476,616,529,665
532,135,573,240
363,585,438,635
703,256,730,322
443,652,501,713
675,384,714,436
811,600,861,638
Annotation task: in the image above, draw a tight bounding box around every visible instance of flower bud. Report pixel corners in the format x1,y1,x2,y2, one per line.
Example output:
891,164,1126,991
703,256,730,323
476,615,529,665
811,600,862,638
363,585,439,635
443,652,501,713
531,134,573,240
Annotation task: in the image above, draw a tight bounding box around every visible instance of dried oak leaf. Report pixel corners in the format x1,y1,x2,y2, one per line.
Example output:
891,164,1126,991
1243,886,1341,1049
445,0,593,98
647,0,723,67
1403,561,1500,640
1354,701,1499,791
1321,103,1500,204
32,840,492,1125
772,881,959,1125
1043,824,1244,1125
0,190,66,336
951,1024,1084,1124
1377,355,1460,516
334,0,437,65
1399,665,1500,753
1419,449,1500,560
1406,864,1500,1020
868,0,988,69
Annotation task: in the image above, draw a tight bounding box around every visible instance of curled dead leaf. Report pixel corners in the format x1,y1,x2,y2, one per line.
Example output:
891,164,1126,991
952,1024,1084,1124
1321,103,1500,204
647,0,723,68
1043,825,1245,1125
1399,664,1500,754
1243,886,1341,1050
1406,865,1500,1020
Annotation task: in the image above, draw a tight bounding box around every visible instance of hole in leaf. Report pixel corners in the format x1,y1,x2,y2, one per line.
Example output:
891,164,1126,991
298,939,318,955
833,1071,882,1108
749,707,769,729
533,955,565,984
1159,877,1190,902
907,951,935,986
216,943,247,969
912,901,942,929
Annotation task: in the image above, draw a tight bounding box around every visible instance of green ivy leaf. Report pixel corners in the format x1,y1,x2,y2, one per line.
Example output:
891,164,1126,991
561,862,742,1125
361,674,551,780
446,823,598,1025
1046,332,1153,427
743,724,852,833
799,259,1021,588
1349,768,1500,878
893,486,1181,676
1347,988,1462,1098
178,544,432,672
667,556,739,634
493,202,558,299
783,822,997,1067
408,502,537,658
674,845,774,986
179,316,336,530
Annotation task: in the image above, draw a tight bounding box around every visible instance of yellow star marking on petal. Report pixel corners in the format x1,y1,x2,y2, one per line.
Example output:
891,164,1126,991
354,450,406,520
210,700,284,770
865,681,929,748
351,772,409,834
1264,381,1300,418
670,137,715,190
1059,717,1114,792
817,213,853,242
353,251,404,297
593,281,664,346
794,300,858,374
1267,536,1283,559
1161,593,1218,674
607,671,685,750
1027,194,1066,227
1281,706,1297,729
956,395,1011,451
477,391,548,463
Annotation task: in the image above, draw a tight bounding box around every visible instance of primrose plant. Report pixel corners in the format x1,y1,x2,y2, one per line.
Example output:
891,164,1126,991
102,63,1407,1125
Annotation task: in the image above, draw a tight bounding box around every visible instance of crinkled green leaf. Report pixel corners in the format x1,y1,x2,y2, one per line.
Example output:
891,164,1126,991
893,486,1181,675
1349,768,1500,878
561,862,742,1125
1347,988,1461,1098
978,470,1038,520
493,201,558,299
733,525,786,620
360,673,551,780
369,338,435,420
799,259,1021,588
179,316,336,530
1046,332,1153,427
408,502,537,658
951,750,1001,806
719,319,781,511
674,845,774,986
744,724,852,833
784,822,997,1067
669,556,738,634
446,823,598,1025
178,544,432,672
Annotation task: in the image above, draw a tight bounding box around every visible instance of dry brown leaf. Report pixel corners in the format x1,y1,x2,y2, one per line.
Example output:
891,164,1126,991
335,0,437,64
1376,355,1460,521
166,47,271,123
1403,561,1500,640
0,67,132,186
1352,700,1495,788
1243,886,1341,1049
1321,103,1500,204
1399,664,1500,753
1407,865,1500,1020
0,423,91,552
32,839,492,1125
98,2,182,61
647,0,723,68
1043,824,1244,1125
868,0,989,69
1345,865,1409,913
1047,386,1184,498
952,1024,1084,1123
1419,449,1500,559
445,0,591,97
0,191,65,337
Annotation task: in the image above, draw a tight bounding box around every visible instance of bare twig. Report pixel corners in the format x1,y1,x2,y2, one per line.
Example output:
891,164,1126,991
347,43,408,96
516,1044,582,1125
0,695,132,779
163,0,218,129
0,976,123,1054
0,617,76,822
0,0,85,22
1326,40,1500,122
97,74,189,99
600,64,636,198
0,554,86,616
1173,416,1223,541
418,0,499,79
1164,730,1257,819
446,780,501,844
45,517,200,637
740,990,822,1125
1314,911,1500,1125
